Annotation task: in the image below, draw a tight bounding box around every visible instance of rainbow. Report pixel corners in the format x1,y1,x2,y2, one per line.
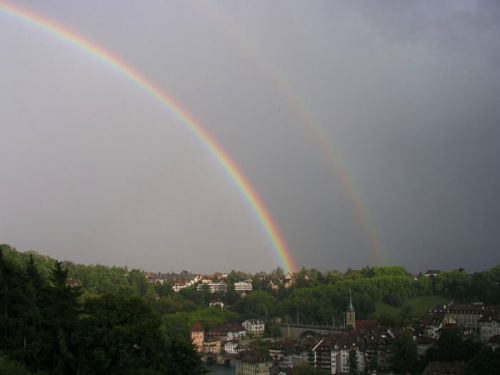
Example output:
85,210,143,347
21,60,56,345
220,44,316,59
0,0,297,273
198,3,384,263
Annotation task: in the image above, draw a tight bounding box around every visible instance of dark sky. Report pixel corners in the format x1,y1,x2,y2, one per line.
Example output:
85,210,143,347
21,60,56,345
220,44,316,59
1,0,499,273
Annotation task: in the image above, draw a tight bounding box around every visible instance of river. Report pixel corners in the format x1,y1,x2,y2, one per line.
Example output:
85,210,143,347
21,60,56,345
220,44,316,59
205,364,235,374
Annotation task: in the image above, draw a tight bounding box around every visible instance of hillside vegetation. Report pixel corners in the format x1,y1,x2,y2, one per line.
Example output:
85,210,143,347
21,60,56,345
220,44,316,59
2,243,500,374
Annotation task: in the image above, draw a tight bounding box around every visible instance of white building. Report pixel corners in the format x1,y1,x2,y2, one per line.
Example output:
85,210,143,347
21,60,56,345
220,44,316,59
479,310,500,343
228,328,247,340
281,353,308,369
172,276,200,292
197,281,227,294
172,282,187,292
224,341,240,355
242,319,265,336
334,347,365,374
210,282,227,293
209,301,225,309
234,281,253,295
311,338,366,374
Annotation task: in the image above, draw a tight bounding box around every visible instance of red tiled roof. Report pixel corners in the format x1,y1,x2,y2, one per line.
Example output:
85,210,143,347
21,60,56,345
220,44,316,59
206,323,244,337
192,321,203,332
447,303,484,313
238,350,267,363
355,320,378,329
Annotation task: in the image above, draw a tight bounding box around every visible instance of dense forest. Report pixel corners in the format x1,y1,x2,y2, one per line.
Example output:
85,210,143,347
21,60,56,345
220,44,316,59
1,244,500,374
0,245,205,375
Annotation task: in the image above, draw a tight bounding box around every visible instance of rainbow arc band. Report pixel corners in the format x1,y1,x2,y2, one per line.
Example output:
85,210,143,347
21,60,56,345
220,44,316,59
198,2,384,264
0,0,297,273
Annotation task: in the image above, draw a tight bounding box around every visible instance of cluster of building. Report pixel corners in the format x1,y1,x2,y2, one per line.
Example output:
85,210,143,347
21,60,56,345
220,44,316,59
229,327,395,375
144,270,256,296
144,270,203,292
268,296,392,375
268,273,295,291
65,278,80,288
172,276,203,292
142,269,310,297
194,293,397,375
191,319,266,357
197,295,500,374
144,270,198,285
266,326,394,374
195,276,253,296
415,301,500,345
196,280,228,294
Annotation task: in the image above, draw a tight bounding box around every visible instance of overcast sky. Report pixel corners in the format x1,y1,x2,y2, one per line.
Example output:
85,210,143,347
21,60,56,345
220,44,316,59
1,0,499,273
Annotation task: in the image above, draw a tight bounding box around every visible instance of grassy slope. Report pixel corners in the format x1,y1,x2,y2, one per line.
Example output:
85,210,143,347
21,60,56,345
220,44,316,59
372,295,449,319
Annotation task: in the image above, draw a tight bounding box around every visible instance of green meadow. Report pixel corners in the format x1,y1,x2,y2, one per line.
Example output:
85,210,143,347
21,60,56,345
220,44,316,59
372,295,449,319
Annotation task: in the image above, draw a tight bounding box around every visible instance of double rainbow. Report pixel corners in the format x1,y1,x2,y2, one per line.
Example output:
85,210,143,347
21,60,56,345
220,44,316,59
199,3,384,263
0,1,297,273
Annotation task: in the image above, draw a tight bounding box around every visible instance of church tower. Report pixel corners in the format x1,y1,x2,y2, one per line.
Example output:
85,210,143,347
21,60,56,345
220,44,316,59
345,289,356,329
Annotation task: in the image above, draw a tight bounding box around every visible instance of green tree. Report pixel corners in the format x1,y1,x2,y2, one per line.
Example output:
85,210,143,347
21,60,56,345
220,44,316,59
253,339,270,358
22,256,45,370
154,280,173,298
0,353,36,375
75,294,174,375
234,291,275,319
349,349,358,374
466,347,500,375
434,270,471,300
391,331,418,374
39,261,81,375
0,248,26,359
426,328,481,362
270,324,282,338
163,338,206,375
127,270,150,297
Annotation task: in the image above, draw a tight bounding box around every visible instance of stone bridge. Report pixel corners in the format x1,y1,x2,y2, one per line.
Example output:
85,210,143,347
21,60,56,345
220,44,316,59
200,353,237,366
281,324,345,339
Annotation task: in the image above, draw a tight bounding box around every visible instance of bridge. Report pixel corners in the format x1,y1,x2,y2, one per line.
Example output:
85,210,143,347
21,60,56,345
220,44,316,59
201,353,237,366
280,323,346,339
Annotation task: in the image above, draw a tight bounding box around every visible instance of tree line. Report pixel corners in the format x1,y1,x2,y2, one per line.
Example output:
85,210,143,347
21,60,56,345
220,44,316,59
2,243,500,374
3,244,500,336
0,246,205,375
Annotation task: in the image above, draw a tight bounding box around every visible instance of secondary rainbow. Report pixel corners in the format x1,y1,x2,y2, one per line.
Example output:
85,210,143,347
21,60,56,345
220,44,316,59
199,3,385,263
0,0,297,273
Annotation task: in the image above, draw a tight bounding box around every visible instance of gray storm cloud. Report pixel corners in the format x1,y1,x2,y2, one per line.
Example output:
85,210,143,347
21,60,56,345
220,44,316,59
1,0,499,272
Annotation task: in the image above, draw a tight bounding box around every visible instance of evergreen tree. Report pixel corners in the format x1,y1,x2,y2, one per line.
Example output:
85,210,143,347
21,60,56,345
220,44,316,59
0,249,26,358
39,262,81,375
22,255,45,370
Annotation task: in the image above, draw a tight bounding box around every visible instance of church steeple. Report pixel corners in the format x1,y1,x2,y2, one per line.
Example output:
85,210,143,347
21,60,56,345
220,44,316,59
345,289,356,328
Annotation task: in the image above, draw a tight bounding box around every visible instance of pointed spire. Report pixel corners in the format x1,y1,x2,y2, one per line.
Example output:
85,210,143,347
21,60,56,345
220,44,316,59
348,288,354,311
